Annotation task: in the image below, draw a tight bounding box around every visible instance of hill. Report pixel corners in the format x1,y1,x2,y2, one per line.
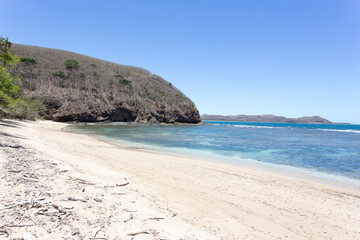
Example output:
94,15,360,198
11,44,200,123
201,114,332,124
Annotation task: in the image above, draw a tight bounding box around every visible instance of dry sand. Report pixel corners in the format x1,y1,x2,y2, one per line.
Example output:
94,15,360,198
1,120,359,240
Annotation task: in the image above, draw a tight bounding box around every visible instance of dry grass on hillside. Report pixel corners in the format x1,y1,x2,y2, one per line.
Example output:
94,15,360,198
11,44,195,113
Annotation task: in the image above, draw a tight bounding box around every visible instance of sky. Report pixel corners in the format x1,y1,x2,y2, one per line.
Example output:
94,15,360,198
2,0,360,123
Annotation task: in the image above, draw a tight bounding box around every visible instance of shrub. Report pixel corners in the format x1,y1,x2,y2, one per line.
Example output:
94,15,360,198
52,71,67,79
119,79,131,85
80,83,88,90
115,74,131,85
155,88,166,97
64,59,79,71
21,78,36,90
20,57,36,65
90,64,97,68
7,98,45,120
92,71,99,79
91,87,98,93
79,72,85,79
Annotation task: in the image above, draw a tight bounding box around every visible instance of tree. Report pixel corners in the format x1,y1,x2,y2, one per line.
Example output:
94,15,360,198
0,37,45,119
64,59,79,71
0,37,20,113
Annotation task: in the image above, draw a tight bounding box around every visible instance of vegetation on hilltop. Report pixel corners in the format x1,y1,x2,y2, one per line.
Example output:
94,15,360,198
9,44,200,123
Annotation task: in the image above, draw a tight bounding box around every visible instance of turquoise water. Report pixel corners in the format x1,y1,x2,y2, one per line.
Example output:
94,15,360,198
68,121,360,188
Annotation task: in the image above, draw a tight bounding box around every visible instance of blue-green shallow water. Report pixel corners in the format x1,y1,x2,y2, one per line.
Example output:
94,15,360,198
67,121,360,188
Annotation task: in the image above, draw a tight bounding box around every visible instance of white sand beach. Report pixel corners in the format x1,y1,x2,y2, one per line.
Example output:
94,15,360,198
1,120,359,240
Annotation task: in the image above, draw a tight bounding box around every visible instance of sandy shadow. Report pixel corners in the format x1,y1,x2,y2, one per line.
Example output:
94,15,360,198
0,142,24,149
0,120,22,128
0,132,28,140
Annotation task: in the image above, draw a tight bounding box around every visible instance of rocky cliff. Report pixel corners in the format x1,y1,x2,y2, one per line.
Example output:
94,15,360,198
201,114,332,124
12,44,200,123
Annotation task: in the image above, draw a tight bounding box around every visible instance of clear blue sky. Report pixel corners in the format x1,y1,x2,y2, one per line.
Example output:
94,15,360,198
2,0,360,123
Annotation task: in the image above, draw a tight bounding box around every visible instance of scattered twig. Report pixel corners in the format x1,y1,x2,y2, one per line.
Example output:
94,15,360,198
123,208,137,213
124,214,133,223
92,226,103,238
22,176,39,182
0,200,29,211
69,177,94,185
2,223,35,227
68,196,87,202
148,217,164,221
128,231,150,236
116,177,129,187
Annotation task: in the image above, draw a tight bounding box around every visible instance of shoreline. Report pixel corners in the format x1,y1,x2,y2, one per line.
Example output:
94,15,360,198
66,124,360,192
2,120,360,239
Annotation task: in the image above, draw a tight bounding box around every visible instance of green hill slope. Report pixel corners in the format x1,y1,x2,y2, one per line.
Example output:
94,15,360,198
11,44,200,123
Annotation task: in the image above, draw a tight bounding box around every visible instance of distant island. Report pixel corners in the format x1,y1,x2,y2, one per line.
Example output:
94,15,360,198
201,114,332,124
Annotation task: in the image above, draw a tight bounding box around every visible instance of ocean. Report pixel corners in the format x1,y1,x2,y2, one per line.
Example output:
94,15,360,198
68,121,360,189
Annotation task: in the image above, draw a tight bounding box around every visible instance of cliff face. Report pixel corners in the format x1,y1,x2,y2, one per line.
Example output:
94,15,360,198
201,114,332,124
12,44,200,123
